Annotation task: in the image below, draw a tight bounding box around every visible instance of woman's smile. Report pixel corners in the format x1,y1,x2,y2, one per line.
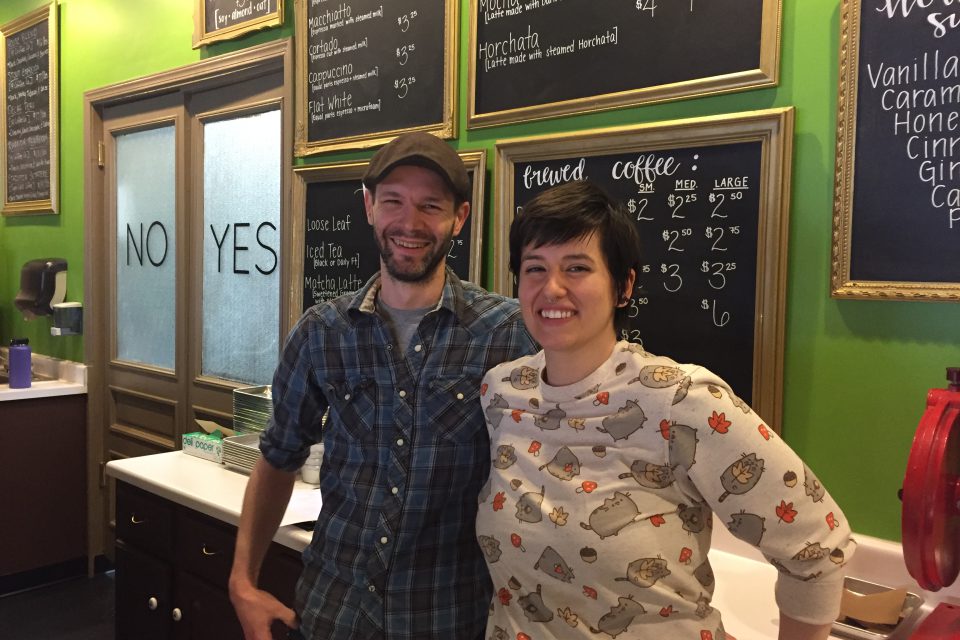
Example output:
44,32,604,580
518,232,631,385
539,308,576,319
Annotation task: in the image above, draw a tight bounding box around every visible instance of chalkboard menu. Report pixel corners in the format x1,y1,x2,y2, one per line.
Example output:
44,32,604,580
1,4,57,215
495,109,794,426
832,0,960,300
295,0,458,155
468,0,781,128
289,151,487,327
193,0,284,48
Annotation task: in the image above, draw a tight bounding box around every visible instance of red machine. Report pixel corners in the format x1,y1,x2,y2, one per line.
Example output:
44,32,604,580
902,368,960,638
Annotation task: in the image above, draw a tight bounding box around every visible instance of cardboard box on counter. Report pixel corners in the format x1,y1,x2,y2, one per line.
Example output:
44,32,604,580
181,420,235,463
182,431,223,463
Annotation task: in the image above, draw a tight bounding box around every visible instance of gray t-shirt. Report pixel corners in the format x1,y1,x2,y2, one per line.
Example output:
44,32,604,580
378,299,432,355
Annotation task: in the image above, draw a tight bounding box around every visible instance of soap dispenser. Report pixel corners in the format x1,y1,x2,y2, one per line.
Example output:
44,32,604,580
8,338,31,388
14,258,67,319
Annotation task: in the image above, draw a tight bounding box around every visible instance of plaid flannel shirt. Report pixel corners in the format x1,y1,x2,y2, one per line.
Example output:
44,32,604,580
260,270,537,639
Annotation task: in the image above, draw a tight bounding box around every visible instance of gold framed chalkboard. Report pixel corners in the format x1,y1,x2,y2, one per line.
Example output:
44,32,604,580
288,150,487,332
831,0,960,300
494,108,794,429
1,3,58,216
193,0,284,48
468,0,781,129
294,0,459,155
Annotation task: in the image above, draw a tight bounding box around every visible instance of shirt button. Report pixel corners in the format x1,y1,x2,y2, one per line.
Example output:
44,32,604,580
380,536,388,544
391,487,399,495
396,438,405,447
414,344,422,352
399,390,407,398
368,584,376,592
456,392,464,400
344,393,351,400
386,344,393,351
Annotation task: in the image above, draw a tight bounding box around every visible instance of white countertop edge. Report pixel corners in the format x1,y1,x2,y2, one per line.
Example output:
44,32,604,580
105,452,314,553
0,349,87,400
0,380,87,400
108,462,242,527
712,514,960,605
274,524,312,551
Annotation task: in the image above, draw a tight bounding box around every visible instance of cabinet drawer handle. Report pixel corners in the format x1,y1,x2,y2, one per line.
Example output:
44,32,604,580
171,608,182,622
147,597,158,611
201,544,217,556
130,513,145,525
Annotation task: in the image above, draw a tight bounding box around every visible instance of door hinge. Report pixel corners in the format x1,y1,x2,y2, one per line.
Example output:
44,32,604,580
97,141,105,168
99,460,107,488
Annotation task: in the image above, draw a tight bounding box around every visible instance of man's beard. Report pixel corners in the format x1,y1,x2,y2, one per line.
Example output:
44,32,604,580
375,226,454,283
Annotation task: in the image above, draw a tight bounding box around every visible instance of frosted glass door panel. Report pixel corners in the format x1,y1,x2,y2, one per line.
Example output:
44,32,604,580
202,109,281,385
115,126,176,369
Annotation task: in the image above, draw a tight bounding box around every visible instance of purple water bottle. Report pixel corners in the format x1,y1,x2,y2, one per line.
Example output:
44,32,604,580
8,338,31,389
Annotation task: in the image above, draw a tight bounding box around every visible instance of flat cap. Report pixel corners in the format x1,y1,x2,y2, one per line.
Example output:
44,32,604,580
362,132,470,202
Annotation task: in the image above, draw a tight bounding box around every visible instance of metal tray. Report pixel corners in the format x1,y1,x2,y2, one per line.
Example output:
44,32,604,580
832,577,924,640
233,385,272,434
222,433,262,474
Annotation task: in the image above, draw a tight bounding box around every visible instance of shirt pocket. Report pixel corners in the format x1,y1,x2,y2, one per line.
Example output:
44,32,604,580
428,373,485,445
323,375,377,442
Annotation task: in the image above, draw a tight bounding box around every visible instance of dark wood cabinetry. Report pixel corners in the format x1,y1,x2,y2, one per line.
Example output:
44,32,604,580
0,394,87,590
115,481,301,640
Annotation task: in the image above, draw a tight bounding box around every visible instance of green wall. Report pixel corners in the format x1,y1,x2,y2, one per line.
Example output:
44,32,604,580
2,0,957,542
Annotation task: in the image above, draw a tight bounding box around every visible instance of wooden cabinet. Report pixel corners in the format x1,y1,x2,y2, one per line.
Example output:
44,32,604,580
0,394,87,588
115,543,173,640
115,481,300,640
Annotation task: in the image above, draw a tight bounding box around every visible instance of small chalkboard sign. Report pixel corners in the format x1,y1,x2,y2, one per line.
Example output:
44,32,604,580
288,151,487,330
295,0,458,155
193,0,284,48
832,0,960,300
468,0,781,128
1,3,58,215
495,109,794,427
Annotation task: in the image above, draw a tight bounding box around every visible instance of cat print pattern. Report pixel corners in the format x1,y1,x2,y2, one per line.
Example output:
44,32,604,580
477,341,855,639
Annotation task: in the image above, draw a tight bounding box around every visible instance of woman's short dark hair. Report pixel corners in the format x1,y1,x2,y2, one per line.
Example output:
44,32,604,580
509,180,642,333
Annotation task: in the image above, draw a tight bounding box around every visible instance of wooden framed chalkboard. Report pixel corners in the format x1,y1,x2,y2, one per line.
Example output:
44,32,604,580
294,0,458,155
193,0,284,48
832,0,960,300
495,108,794,428
288,150,488,330
468,0,781,129
1,3,58,216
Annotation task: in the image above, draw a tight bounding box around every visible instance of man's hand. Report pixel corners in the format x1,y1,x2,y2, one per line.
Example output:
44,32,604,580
229,458,299,640
229,578,298,640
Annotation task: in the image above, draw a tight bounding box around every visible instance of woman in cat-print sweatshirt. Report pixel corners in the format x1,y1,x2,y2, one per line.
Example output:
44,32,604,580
477,180,854,640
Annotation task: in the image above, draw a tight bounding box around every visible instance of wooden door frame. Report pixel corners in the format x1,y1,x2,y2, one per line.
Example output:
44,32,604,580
187,79,287,434
83,39,293,573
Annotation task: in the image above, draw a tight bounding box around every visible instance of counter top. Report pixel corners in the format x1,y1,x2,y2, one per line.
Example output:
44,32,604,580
0,349,87,401
710,515,960,639
106,451,959,639
105,451,316,552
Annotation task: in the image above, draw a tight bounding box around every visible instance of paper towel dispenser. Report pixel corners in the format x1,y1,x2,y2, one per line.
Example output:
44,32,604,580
14,258,67,318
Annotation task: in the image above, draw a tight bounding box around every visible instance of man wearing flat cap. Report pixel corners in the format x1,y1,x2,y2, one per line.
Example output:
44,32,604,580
230,132,537,640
